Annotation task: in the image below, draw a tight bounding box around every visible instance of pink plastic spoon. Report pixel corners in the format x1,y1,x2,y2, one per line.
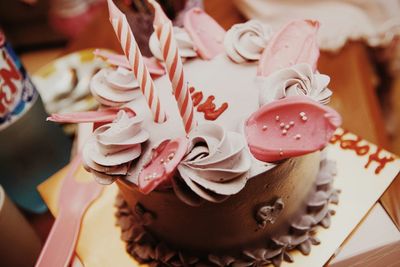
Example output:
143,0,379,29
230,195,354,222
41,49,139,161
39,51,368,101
35,154,103,267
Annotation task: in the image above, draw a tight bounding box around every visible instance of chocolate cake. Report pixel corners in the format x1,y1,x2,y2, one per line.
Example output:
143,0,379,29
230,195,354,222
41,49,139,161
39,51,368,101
74,3,342,267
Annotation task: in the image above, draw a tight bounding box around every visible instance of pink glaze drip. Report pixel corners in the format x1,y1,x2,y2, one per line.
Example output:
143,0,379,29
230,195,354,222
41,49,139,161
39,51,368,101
47,107,136,124
93,49,165,76
138,137,189,194
183,8,226,60
257,20,320,77
245,95,341,162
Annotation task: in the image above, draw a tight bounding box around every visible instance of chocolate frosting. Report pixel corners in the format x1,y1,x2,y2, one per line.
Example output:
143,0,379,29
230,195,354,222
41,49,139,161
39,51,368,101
256,198,284,229
115,152,338,266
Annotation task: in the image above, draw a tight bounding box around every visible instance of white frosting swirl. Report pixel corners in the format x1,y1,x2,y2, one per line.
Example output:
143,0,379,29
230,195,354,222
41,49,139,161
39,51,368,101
83,111,149,184
90,67,141,107
175,123,251,205
149,27,197,61
259,63,332,105
224,20,272,63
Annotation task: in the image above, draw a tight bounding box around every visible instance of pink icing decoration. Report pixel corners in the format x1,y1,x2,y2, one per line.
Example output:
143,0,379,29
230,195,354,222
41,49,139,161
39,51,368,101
183,8,226,60
93,49,165,76
47,107,136,123
138,137,189,194
245,95,341,162
257,20,320,77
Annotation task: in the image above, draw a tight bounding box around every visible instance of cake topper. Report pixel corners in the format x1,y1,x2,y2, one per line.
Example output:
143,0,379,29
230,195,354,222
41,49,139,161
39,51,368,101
245,95,341,162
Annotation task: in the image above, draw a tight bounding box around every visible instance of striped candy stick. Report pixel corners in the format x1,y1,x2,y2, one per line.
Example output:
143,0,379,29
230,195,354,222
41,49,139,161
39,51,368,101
107,0,167,123
149,0,196,133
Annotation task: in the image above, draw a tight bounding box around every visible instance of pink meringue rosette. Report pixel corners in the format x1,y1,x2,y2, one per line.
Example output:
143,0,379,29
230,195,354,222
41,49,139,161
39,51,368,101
259,63,332,105
90,66,141,107
224,20,273,63
83,111,149,184
173,123,251,206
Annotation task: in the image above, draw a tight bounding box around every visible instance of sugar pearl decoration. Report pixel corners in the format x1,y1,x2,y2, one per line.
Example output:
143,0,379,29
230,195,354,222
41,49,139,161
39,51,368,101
275,115,280,121
295,134,301,140
262,125,268,131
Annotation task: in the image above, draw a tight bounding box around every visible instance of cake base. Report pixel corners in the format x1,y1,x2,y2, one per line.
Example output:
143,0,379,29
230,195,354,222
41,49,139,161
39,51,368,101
115,155,339,267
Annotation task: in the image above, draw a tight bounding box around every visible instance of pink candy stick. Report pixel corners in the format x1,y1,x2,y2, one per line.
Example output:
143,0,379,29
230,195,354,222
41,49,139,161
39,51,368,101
245,95,341,162
183,8,226,60
258,20,320,77
150,0,196,133
93,49,166,76
107,0,167,123
47,107,136,123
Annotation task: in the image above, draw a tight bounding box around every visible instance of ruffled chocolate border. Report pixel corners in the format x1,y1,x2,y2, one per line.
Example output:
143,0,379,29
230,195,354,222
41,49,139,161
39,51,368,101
115,155,339,267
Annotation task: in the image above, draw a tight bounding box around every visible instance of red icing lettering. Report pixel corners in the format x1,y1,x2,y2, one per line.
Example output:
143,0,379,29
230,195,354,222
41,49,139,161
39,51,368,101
189,86,228,120
330,130,370,156
197,95,228,121
0,49,22,115
330,129,395,174
365,148,395,175
192,91,203,106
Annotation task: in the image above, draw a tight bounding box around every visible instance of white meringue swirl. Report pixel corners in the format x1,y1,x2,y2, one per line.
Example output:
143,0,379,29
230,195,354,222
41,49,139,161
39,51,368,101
83,111,149,184
259,63,332,105
224,20,272,63
149,27,197,61
174,123,251,205
90,66,141,107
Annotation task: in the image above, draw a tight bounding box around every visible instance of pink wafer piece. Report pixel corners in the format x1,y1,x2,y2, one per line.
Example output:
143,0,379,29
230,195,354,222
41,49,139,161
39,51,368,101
138,137,189,194
47,107,136,123
245,96,341,162
93,49,166,76
184,8,226,60
258,20,320,77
